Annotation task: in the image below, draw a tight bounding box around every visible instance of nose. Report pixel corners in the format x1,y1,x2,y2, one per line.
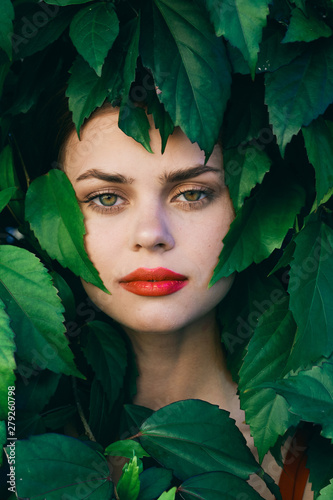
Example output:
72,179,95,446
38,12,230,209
129,202,175,252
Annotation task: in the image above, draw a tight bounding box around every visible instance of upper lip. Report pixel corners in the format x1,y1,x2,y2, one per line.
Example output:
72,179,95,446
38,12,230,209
119,267,187,282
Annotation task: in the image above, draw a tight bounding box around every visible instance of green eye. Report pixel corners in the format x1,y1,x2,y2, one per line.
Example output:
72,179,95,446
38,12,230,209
99,194,117,206
183,191,202,201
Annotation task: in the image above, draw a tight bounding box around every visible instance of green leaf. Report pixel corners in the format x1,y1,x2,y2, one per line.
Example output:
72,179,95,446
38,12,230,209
265,39,333,155
117,455,141,500
14,433,113,499
16,370,61,415
138,400,260,481
210,171,306,282
0,187,17,214
0,420,5,466
319,480,333,499
282,8,332,43
82,321,127,408
70,3,119,77
105,439,149,459
138,468,173,500
206,0,270,77
140,0,231,157
45,0,92,4
224,146,271,212
0,145,24,222
272,358,333,442
0,298,16,421
239,296,299,461
0,0,14,60
51,271,76,321
157,488,176,500
302,117,333,206
307,430,333,495
146,91,174,154
123,404,154,433
287,220,333,369
178,471,263,499
0,245,80,377
25,169,108,293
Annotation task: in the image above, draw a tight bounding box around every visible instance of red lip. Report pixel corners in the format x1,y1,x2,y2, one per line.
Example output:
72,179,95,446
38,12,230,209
119,267,188,296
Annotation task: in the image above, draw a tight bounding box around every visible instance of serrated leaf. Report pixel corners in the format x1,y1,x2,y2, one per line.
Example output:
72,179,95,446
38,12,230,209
82,321,127,408
0,187,17,214
319,480,333,499
138,468,173,500
117,456,141,500
105,439,149,459
141,0,231,157
287,220,333,369
0,246,80,377
157,487,176,500
70,3,119,76
138,400,260,481
25,169,108,293
178,471,263,500
0,0,14,60
224,146,271,212
302,117,333,206
239,296,299,460
0,298,16,420
210,171,306,282
282,8,332,44
272,359,333,442
206,0,270,77
307,430,333,495
14,433,113,499
265,39,333,155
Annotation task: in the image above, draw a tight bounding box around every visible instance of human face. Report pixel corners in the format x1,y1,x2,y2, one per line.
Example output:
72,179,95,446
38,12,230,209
63,108,235,334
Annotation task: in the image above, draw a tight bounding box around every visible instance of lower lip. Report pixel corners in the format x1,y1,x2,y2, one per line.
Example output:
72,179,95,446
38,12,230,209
120,280,188,296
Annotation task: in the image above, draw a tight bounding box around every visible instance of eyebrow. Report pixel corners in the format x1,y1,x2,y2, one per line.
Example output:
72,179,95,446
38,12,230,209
160,165,221,183
76,168,134,184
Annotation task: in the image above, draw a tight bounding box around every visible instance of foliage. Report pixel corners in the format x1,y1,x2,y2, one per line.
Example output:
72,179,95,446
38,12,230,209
0,0,333,499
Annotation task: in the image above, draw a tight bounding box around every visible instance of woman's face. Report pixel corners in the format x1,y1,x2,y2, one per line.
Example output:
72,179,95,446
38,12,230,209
63,108,235,334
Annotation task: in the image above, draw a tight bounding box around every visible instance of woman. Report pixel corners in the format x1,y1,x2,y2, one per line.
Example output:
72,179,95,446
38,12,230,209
59,104,313,500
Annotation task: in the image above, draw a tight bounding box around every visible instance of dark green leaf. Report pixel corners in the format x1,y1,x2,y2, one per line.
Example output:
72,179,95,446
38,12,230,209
25,169,108,293
210,171,306,282
45,0,92,4
88,377,117,446
265,39,333,155
51,271,76,321
0,298,16,420
287,220,333,369
239,296,299,460
224,146,271,212
0,187,17,214
302,117,333,206
178,471,263,500
272,358,333,442
69,2,119,76
139,400,260,481
16,370,61,414
307,430,333,495
42,405,77,430
0,246,81,377
0,0,14,60
117,455,141,500
269,239,296,275
105,439,149,459
141,0,231,157
206,0,270,77
138,468,173,500
257,27,305,73
146,91,174,154
123,404,154,434
0,420,5,466
0,145,24,222
82,321,127,408
282,8,332,43
14,433,113,499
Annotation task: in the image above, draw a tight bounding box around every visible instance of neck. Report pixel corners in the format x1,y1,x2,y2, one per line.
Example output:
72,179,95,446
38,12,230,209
124,311,238,412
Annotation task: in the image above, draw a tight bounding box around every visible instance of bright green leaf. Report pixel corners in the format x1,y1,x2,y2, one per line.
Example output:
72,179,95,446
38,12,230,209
105,439,149,459
0,298,16,421
141,0,231,157
178,471,263,499
139,400,261,481
0,0,14,60
0,245,80,377
319,480,333,499
224,146,271,212
70,3,119,76
25,169,108,293
287,220,333,369
14,433,113,499
138,468,173,500
239,296,299,461
0,187,17,214
302,117,333,206
82,321,127,409
206,0,270,77
282,8,332,44
117,455,141,500
265,39,333,155
210,172,306,282
157,487,177,500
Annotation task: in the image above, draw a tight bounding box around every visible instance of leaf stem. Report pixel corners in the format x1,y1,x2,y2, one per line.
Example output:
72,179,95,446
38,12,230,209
71,376,96,442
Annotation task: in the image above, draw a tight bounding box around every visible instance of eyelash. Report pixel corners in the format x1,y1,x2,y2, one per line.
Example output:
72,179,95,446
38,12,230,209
81,186,214,214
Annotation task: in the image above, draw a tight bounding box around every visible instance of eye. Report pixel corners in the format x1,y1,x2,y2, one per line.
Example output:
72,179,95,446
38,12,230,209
96,193,118,206
179,190,206,202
